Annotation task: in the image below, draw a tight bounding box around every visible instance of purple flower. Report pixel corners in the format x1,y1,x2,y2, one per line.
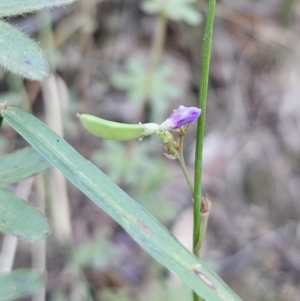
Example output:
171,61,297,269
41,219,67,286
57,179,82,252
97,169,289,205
160,105,201,131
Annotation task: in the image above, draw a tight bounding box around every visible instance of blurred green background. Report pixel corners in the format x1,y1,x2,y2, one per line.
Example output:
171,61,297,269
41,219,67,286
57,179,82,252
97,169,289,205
0,0,300,300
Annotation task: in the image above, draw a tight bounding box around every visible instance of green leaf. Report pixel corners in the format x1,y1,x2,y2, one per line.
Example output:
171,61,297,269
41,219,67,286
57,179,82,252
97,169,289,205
111,58,148,103
141,0,161,14
1,106,243,301
0,187,51,241
151,65,180,104
141,0,202,25
170,4,202,25
0,147,51,186
72,229,116,268
0,20,48,80
92,140,166,187
0,0,75,18
0,269,44,301
111,59,180,111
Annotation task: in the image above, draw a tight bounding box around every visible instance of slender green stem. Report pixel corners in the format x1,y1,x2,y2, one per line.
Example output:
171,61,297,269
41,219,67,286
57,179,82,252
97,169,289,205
193,197,211,253
146,11,167,88
156,129,194,193
193,0,216,254
194,212,209,253
193,0,216,300
38,11,56,71
146,12,167,121
177,134,194,194
149,12,167,74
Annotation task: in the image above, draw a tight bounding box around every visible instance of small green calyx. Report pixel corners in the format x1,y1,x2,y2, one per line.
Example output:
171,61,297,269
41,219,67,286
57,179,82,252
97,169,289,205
139,122,160,137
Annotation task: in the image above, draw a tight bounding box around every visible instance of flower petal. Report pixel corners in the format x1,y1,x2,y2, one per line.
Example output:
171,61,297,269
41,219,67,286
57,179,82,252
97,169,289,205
160,106,201,131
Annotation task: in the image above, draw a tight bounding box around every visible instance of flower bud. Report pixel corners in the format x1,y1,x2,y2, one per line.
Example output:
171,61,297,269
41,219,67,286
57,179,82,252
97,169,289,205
159,105,201,131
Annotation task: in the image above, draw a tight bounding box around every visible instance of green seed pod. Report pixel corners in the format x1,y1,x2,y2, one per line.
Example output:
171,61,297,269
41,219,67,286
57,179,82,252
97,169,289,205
78,113,159,141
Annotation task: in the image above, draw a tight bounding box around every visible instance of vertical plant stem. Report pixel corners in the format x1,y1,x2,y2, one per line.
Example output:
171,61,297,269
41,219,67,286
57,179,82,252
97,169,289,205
146,12,167,121
149,12,167,74
193,0,216,300
193,197,211,253
32,175,46,301
42,74,72,244
194,0,216,253
178,134,194,194
38,11,56,70
0,236,18,272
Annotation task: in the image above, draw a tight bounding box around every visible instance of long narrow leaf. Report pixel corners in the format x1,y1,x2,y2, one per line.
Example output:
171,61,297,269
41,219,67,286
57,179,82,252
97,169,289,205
0,187,51,241
1,106,243,301
0,0,75,18
0,269,44,301
0,147,51,185
0,21,48,80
